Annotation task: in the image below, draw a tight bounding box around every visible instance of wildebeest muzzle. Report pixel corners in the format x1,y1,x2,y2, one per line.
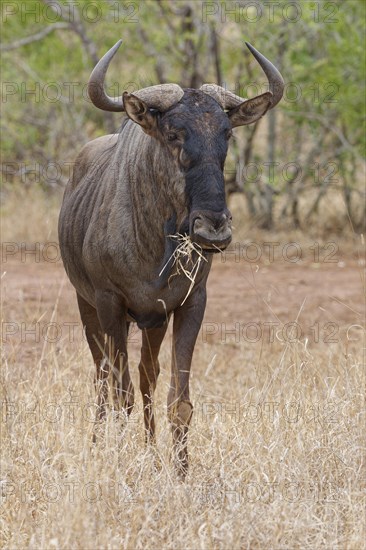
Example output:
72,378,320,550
190,209,232,252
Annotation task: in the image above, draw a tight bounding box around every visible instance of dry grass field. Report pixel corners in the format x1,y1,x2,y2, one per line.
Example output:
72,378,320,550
1,187,365,549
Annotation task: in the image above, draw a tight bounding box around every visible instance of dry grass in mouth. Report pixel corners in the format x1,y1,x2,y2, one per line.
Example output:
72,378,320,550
159,233,208,305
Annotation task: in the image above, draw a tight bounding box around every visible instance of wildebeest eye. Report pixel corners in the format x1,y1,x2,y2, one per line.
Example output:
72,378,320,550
167,132,178,142
226,129,233,140
179,148,190,167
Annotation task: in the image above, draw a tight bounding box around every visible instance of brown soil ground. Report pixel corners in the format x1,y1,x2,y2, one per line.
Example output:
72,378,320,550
2,244,364,366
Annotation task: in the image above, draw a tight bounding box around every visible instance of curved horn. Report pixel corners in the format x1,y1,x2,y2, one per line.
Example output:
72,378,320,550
245,42,284,109
88,39,184,112
199,84,244,109
88,39,125,112
200,42,284,110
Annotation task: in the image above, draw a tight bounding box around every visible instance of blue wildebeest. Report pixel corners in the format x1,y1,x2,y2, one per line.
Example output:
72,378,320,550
58,40,284,478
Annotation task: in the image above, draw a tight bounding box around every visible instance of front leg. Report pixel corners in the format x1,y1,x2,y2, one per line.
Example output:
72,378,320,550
168,278,208,480
139,324,168,443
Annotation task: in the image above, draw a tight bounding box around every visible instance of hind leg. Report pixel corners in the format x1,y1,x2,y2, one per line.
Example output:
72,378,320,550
94,290,134,415
111,321,133,413
76,293,108,422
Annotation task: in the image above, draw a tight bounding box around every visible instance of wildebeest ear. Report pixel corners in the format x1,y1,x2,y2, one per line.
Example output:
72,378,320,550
123,92,158,134
227,92,272,127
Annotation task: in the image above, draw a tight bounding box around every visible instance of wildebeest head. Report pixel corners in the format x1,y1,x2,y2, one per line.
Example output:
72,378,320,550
88,40,284,252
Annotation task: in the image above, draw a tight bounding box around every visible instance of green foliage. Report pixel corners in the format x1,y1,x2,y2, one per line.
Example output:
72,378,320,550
1,0,365,231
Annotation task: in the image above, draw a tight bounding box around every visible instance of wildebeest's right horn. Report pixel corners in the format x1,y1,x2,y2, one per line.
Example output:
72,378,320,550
88,40,184,112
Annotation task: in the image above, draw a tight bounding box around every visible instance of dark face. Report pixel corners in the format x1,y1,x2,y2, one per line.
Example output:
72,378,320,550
158,90,233,252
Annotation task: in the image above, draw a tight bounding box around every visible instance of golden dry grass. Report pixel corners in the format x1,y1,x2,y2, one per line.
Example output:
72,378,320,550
1,329,364,548
1,186,365,549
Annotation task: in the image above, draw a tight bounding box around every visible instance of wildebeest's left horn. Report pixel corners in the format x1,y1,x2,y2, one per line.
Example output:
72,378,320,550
200,42,284,110
245,42,284,108
88,39,184,112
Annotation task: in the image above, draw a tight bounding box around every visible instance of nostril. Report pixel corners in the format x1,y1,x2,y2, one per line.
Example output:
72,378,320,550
214,213,229,230
193,215,205,232
193,214,231,233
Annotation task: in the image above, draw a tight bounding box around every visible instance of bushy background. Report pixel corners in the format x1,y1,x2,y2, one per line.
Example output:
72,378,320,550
1,0,365,233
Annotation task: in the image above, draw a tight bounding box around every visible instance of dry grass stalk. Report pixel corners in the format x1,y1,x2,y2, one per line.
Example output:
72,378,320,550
159,234,208,305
